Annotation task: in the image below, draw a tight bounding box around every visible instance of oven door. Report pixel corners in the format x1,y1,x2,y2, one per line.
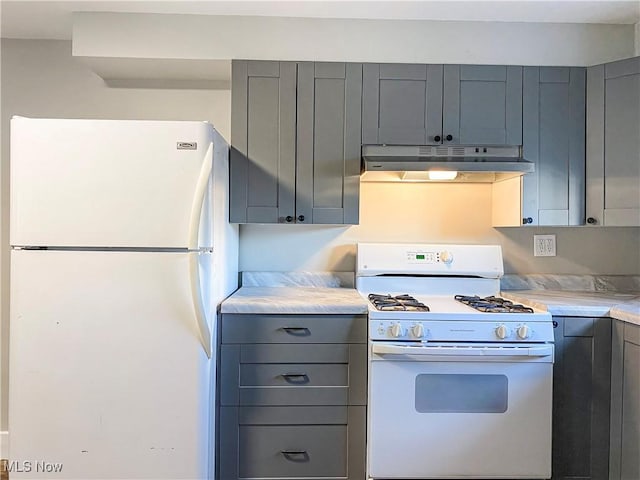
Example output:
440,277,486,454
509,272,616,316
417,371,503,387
368,343,553,479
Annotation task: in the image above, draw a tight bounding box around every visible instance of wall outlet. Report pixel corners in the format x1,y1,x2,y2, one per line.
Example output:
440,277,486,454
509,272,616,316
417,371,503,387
534,234,557,257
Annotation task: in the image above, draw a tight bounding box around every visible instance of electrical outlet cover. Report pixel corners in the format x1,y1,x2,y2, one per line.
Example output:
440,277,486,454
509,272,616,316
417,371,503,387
534,234,557,257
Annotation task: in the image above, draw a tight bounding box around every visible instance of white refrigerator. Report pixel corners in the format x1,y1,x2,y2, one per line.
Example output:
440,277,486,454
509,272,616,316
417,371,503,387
8,117,238,479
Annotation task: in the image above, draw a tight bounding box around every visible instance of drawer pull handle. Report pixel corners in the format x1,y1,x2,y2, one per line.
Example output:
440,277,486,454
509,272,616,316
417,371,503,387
281,373,310,384
281,450,310,462
282,327,311,336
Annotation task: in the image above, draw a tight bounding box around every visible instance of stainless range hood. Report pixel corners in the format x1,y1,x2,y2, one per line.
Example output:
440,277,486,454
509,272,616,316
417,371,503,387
361,145,534,183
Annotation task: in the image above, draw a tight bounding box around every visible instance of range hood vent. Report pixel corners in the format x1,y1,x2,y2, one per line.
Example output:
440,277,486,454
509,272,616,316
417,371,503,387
362,145,534,183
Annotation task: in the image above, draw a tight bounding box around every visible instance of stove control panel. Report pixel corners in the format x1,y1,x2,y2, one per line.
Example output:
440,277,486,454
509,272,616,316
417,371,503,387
406,250,453,265
371,320,552,342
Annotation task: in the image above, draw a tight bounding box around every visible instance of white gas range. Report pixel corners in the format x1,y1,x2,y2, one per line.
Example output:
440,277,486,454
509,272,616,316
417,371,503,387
357,243,554,480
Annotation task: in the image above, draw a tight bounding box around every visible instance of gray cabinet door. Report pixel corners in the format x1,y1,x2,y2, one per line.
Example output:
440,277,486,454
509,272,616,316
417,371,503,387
362,63,443,145
297,63,362,224
587,57,640,226
552,316,611,480
230,60,296,223
443,65,523,145
522,67,586,226
610,320,640,480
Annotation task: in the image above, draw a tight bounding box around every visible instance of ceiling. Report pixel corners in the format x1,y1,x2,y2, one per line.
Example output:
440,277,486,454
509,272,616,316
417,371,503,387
2,0,639,40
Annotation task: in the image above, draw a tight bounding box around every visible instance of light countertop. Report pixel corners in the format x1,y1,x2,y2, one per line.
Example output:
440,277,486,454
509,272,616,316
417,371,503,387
609,300,640,326
220,286,369,315
501,290,640,326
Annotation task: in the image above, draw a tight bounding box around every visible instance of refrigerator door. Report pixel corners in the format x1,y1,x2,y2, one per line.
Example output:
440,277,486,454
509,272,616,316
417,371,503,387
9,249,213,479
10,117,214,249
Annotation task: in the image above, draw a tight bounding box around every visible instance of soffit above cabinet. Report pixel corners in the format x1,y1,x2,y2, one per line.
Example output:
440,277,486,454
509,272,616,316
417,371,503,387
63,12,636,87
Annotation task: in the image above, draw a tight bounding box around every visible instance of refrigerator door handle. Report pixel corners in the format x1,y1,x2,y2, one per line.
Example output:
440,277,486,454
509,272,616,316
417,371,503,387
188,142,213,250
189,252,212,358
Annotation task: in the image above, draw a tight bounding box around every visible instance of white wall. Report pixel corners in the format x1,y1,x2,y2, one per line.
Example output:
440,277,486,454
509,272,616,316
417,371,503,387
0,38,230,445
636,22,640,55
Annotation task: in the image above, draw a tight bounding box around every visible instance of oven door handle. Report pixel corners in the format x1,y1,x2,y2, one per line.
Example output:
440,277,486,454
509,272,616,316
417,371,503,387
371,344,554,358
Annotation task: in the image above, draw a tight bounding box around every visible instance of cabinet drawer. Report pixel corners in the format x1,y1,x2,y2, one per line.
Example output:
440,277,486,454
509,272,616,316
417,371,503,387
239,425,347,478
221,314,367,344
219,406,366,480
241,363,348,387
220,344,367,406
238,363,349,405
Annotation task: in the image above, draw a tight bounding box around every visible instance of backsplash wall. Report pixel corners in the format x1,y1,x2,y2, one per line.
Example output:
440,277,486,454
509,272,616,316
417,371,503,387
239,182,640,275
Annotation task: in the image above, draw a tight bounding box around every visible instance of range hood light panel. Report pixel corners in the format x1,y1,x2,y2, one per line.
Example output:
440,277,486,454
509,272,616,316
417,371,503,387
428,171,458,181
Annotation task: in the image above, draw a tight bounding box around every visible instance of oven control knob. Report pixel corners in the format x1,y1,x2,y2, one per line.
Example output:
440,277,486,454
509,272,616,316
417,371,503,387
517,324,531,339
495,324,509,339
411,324,424,338
440,251,454,264
390,323,404,338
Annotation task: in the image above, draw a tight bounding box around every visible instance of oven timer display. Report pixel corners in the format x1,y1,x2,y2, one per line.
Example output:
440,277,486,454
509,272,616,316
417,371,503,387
407,252,437,263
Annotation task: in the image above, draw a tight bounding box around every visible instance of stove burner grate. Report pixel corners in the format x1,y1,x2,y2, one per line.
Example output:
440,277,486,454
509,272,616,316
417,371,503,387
368,293,430,312
454,295,534,313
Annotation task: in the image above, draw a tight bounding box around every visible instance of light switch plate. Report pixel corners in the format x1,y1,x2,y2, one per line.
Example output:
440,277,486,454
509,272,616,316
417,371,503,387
534,234,556,257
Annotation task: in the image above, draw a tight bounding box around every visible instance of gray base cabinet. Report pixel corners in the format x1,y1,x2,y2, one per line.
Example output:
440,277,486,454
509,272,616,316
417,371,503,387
587,56,640,226
521,67,586,226
230,60,362,225
609,320,640,480
362,63,522,146
552,316,611,480
217,314,367,480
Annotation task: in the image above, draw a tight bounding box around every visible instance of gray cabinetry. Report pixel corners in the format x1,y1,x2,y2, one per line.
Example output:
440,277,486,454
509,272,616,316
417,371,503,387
231,60,362,225
610,320,640,480
443,65,523,145
230,61,296,224
218,314,367,480
552,316,611,480
362,63,443,145
521,67,586,226
362,63,522,146
587,56,640,226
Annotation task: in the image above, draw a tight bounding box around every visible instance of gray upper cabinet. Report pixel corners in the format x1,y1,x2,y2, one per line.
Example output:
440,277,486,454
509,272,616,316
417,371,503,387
230,61,296,224
297,62,362,225
230,60,361,224
522,67,586,226
443,65,523,145
587,56,640,226
362,63,522,146
362,63,443,145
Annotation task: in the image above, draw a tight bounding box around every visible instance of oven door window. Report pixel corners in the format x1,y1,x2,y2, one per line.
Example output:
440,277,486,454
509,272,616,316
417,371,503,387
415,374,508,413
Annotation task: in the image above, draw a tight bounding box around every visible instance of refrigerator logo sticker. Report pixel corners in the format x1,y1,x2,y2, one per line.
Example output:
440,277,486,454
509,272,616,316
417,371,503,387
177,142,197,150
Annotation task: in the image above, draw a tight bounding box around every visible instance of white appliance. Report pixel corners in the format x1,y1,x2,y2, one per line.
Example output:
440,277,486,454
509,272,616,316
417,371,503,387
357,243,554,480
8,117,238,479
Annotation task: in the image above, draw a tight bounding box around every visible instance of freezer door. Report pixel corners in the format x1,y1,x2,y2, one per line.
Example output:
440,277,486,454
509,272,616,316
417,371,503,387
9,250,213,479
10,117,215,249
